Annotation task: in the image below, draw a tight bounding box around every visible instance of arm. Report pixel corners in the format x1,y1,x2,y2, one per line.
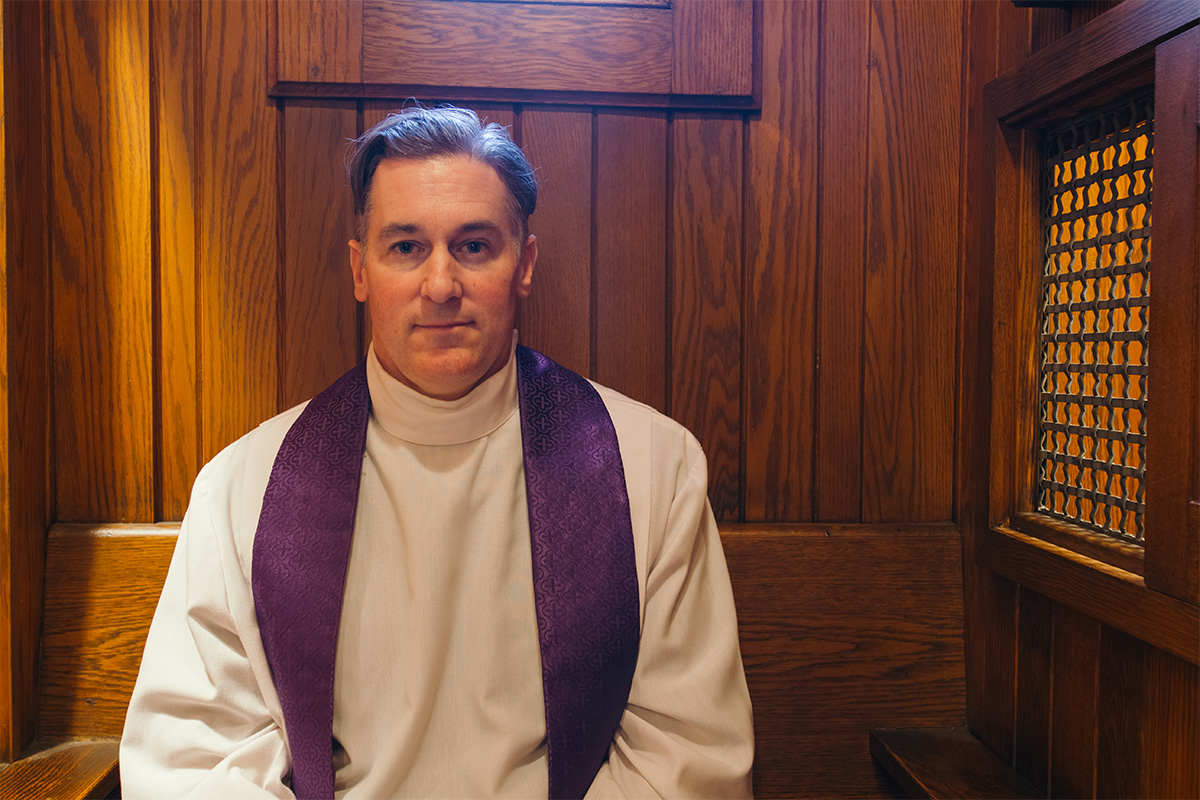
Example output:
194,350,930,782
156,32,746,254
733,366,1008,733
120,459,294,799
588,430,755,799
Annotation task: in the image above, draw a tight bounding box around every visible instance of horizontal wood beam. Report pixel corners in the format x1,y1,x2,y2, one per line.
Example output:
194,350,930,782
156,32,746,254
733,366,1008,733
870,726,1040,799
978,524,1199,665
985,0,1199,127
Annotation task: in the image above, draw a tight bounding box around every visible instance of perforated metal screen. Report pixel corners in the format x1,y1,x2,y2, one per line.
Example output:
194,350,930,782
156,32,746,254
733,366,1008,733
1038,90,1152,542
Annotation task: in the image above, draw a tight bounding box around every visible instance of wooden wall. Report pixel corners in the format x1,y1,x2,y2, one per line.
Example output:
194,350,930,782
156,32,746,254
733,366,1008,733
2,0,1111,795
961,2,1200,798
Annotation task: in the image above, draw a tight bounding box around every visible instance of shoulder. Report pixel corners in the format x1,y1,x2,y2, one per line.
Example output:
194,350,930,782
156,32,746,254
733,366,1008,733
186,401,311,567
589,380,707,490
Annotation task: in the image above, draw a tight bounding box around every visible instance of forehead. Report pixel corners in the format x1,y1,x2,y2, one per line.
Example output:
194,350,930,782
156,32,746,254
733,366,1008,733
366,155,511,233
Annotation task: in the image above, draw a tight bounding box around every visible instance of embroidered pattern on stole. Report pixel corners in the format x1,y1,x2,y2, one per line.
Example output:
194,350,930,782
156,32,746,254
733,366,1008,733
252,346,639,799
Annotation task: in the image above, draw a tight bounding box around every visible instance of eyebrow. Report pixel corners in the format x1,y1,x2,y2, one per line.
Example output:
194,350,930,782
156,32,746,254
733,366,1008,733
375,220,507,244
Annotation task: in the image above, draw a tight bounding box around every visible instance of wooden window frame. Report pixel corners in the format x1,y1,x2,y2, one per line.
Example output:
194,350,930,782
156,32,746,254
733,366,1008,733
982,0,1199,663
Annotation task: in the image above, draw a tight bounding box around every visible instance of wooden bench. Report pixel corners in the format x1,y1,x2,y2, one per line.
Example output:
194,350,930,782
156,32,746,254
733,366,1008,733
869,727,1040,799
3,522,969,799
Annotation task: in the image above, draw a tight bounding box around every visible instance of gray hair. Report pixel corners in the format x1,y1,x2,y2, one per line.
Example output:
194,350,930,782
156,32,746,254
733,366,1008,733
346,105,538,243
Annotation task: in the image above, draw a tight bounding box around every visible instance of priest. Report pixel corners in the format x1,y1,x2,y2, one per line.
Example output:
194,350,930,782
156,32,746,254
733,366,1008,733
120,105,754,799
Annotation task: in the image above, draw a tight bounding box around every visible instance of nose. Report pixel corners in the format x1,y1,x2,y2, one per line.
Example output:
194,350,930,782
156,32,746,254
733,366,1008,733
421,248,463,304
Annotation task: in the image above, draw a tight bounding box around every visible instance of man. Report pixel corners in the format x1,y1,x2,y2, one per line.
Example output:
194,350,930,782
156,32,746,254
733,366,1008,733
121,106,754,798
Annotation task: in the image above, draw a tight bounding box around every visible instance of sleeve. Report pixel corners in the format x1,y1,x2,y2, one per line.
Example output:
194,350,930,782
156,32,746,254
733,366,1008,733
586,433,755,799
119,459,295,799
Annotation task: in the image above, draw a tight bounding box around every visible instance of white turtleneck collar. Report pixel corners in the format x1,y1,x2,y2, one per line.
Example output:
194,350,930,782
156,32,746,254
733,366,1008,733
365,333,520,446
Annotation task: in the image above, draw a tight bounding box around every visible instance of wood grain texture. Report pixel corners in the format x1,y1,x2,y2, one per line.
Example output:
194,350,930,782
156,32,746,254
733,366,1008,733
721,523,966,798
1145,27,1200,604
0,740,119,800
594,110,667,410
281,100,359,410
670,114,742,521
363,1,672,94
743,0,818,522
1049,603,1098,800
276,0,362,84
980,524,1200,665
37,525,178,739
2,0,51,759
1096,624,1148,799
49,0,154,522
1144,646,1200,799
869,727,1039,800
861,0,961,523
987,0,1199,126
1013,587,1052,794
153,0,199,521
814,0,868,522
517,108,591,376
671,0,751,96
970,568,1017,765
199,0,279,461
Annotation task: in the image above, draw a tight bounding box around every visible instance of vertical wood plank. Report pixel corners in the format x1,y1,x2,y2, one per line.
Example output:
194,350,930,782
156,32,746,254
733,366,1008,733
744,0,818,522
1145,28,1199,604
1014,587,1052,794
595,110,667,411
671,114,742,521
518,107,591,376
814,0,868,522
1095,625,1147,799
671,0,751,97
861,0,961,522
1050,604,1099,799
971,572,1018,764
275,0,362,84
199,0,278,460
281,99,358,410
49,0,153,521
2,0,51,758
153,0,198,521
1144,646,1200,799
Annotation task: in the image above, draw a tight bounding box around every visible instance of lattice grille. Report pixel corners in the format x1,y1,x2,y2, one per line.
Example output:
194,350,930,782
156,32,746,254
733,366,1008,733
1038,91,1152,542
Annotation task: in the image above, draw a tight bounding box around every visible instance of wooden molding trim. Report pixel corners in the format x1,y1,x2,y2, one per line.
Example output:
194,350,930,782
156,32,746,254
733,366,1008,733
985,0,1199,127
977,524,1199,665
1010,511,1144,576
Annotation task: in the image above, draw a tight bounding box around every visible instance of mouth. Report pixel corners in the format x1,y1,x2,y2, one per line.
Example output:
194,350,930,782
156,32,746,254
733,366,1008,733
414,320,472,330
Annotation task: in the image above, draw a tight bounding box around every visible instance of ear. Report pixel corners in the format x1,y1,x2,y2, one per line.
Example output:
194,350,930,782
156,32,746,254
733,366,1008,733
516,234,537,299
349,239,369,302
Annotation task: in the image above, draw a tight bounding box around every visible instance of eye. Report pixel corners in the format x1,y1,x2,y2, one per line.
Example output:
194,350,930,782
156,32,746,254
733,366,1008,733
462,241,486,255
393,241,416,255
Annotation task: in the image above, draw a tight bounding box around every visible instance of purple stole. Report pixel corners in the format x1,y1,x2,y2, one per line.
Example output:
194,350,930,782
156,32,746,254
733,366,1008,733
251,346,639,800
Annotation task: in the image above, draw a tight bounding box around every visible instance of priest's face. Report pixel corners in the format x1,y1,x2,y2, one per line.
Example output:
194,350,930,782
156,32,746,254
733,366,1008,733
349,155,537,400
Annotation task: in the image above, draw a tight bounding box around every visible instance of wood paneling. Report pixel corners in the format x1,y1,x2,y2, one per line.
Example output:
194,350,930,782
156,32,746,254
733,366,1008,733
0,741,119,799
363,1,672,94
1145,27,1200,604
815,0,868,522
198,0,279,461
987,0,1199,127
722,524,965,798
594,110,667,410
670,114,742,521
49,0,153,522
1144,647,1200,798
1097,625,1148,798
671,0,751,96
1049,604,1099,799
517,107,591,374
862,0,961,523
275,0,361,84
37,526,177,739
281,100,359,410
743,0,818,522
153,0,199,522
1014,588,1052,794
2,0,51,760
